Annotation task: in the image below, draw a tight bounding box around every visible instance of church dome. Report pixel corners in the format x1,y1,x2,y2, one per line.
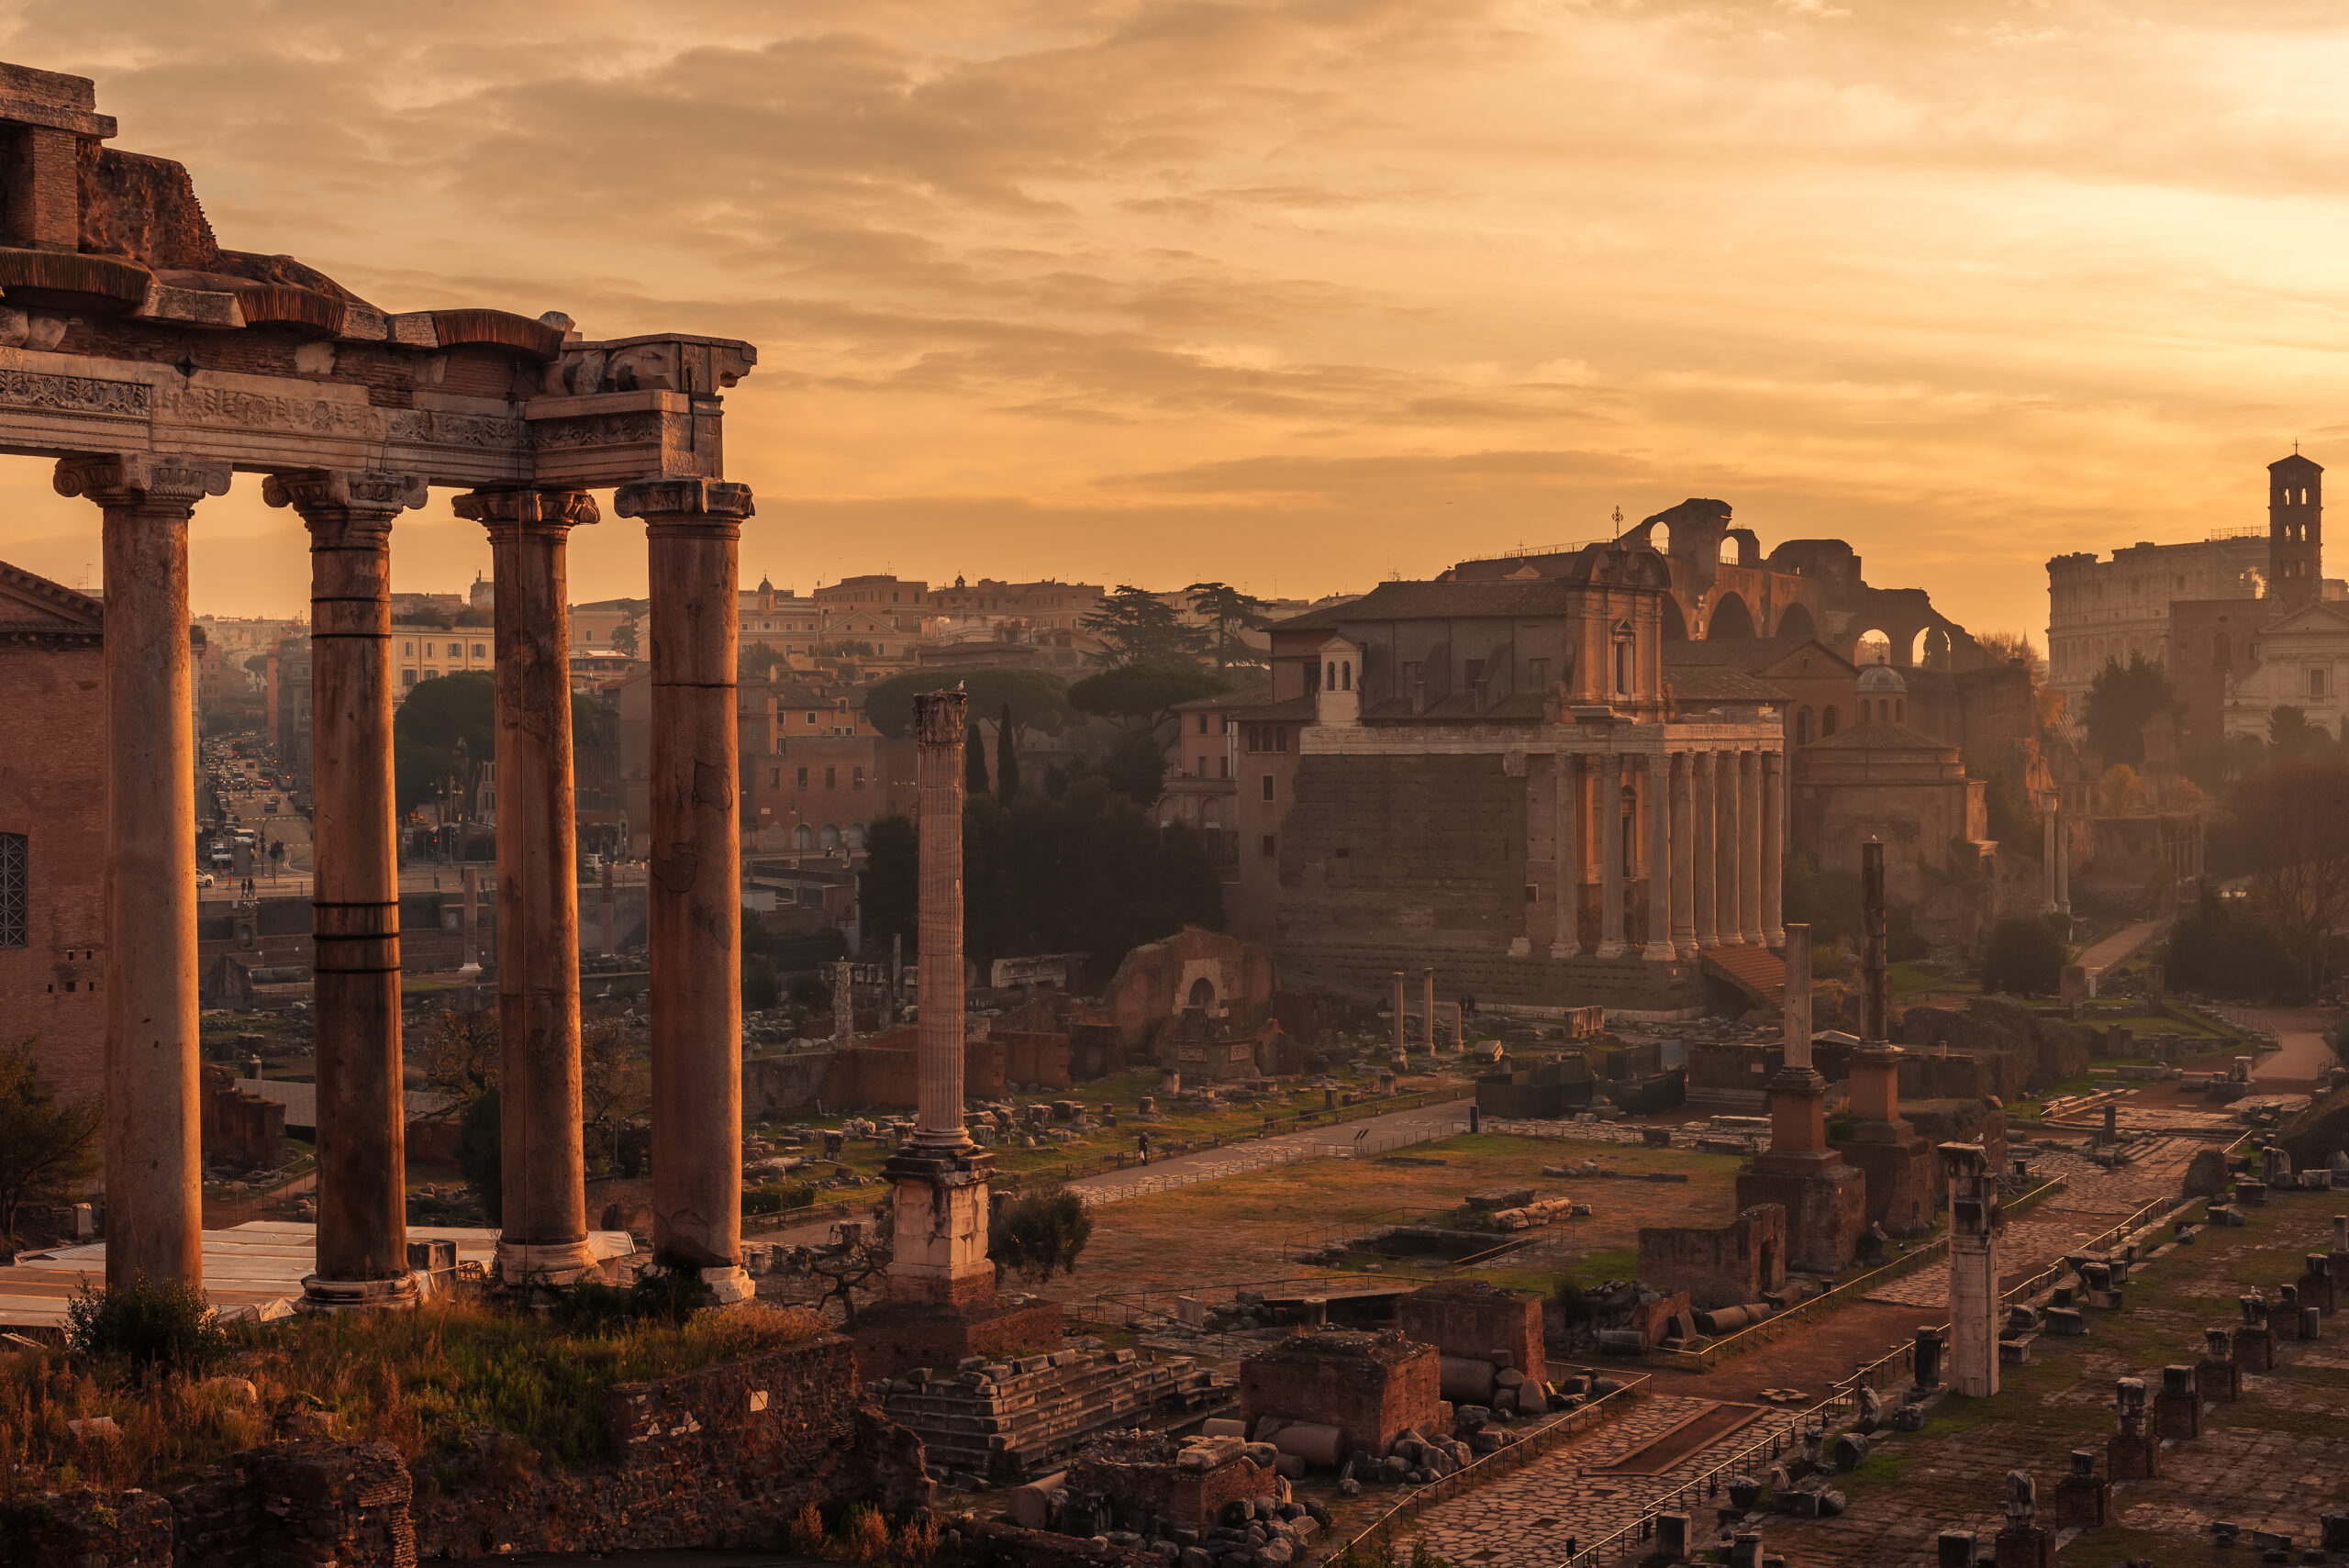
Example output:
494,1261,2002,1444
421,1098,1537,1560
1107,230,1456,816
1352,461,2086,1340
1856,662,1908,695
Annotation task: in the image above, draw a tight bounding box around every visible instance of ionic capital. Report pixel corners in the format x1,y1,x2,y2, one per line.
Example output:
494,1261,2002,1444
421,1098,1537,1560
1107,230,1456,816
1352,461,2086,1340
913,685,968,746
263,469,429,547
452,487,601,539
614,477,755,528
53,452,233,510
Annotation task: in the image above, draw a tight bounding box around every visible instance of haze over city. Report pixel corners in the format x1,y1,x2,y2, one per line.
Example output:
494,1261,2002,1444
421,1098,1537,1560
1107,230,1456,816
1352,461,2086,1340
2,0,2343,630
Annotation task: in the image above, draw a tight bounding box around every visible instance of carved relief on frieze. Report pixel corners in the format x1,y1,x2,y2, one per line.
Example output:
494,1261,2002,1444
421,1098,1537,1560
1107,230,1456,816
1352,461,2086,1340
382,408,527,450
0,366,150,418
529,411,666,450
540,336,756,398
155,384,380,439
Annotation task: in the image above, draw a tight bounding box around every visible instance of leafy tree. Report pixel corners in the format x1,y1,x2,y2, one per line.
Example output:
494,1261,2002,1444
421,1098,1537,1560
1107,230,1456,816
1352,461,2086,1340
2081,654,2177,768
862,668,1071,742
1082,585,1210,667
965,719,990,795
2164,882,2309,1002
860,816,920,959
996,702,1020,802
458,1089,503,1226
1186,582,1274,673
2226,756,2349,990
608,617,640,657
1068,661,1230,736
1973,629,2047,687
417,1006,498,1098
2096,763,2147,817
989,1184,1095,1283
1980,916,2065,997
2267,705,2335,760
0,1040,100,1248
1101,729,1171,807
742,952,781,1011
581,1020,648,1172
395,672,598,814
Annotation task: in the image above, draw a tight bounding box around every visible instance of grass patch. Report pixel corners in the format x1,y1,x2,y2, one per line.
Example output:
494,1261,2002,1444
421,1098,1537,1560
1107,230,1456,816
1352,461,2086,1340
0,1295,824,1500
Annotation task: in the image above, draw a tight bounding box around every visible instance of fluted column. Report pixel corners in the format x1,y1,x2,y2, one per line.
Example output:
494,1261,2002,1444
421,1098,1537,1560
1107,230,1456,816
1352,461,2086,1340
1550,754,1581,958
1761,750,1785,948
1715,749,1742,947
454,488,600,1284
264,469,428,1310
1642,753,1675,962
1596,751,1626,958
56,453,230,1292
620,478,756,1304
1740,748,1765,944
913,688,972,1148
1691,750,1718,950
1669,752,1697,957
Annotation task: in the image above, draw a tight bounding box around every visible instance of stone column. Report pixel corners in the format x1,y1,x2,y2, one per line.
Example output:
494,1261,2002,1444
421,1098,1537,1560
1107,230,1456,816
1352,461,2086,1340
1421,968,1436,1056
55,454,230,1291
1761,751,1785,948
1596,751,1626,958
264,469,428,1310
1943,1141,2000,1398
460,866,480,969
1715,749,1742,947
620,477,756,1301
1691,751,1718,950
2041,811,2059,915
1550,754,1580,958
454,488,600,1285
1392,972,1407,1055
1739,749,1764,944
885,687,996,1307
1669,753,1697,957
1784,924,1813,1072
1642,754,1675,962
2055,810,2071,915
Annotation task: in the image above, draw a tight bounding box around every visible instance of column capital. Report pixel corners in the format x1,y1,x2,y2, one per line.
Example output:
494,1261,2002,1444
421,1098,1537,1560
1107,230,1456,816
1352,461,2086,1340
914,685,969,745
615,476,755,527
452,486,600,537
263,469,429,546
54,452,232,509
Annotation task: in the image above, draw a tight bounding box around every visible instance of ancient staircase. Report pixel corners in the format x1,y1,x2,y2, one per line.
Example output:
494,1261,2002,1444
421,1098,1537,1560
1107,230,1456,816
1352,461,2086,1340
878,1347,1230,1482
1699,941,1787,1012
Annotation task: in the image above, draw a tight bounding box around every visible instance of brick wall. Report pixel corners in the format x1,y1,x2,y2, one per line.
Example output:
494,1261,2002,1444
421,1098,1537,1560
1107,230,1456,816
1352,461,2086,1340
1239,1330,1442,1458
199,1065,287,1170
1277,753,1528,949
0,633,106,1101
1397,1281,1546,1383
1636,1204,1787,1308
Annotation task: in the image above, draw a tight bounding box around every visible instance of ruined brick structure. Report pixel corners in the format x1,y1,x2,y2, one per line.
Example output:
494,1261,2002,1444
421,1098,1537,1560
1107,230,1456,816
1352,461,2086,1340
1396,1280,1547,1384
1240,1330,1442,1459
1636,1204,1788,1309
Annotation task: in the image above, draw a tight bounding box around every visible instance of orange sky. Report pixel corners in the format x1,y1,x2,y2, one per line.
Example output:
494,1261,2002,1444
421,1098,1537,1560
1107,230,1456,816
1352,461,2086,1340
2,0,2344,645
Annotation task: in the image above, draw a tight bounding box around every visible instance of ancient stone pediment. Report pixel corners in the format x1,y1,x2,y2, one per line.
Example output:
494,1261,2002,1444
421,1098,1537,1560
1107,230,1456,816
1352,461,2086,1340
0,558,102,639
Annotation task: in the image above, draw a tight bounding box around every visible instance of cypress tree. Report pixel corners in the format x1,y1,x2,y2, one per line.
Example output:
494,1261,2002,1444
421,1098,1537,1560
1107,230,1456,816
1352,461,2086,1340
965,719,990,795
996,702,1020,802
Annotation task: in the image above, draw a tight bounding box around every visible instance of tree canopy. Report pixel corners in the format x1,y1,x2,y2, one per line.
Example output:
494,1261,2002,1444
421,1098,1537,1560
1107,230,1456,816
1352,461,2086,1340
862,667,1072,741
394,671,596,815
0,1040,100,1248
1067,661,1230,736
1186,582,1274,673
1082,584,1210,667
2081,653,2177,767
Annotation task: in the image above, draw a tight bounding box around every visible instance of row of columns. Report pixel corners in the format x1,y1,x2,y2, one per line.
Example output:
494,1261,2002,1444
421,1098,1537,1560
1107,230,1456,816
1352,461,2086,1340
1547,747,1783,962
69,451,755,1306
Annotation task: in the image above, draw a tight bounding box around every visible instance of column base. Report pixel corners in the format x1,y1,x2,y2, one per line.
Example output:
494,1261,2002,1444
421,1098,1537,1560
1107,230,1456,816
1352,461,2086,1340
495,1237,602,1285
1764,927,1786,949
1673,936,1698,960
1593,940,1626,959
1742,928,1765,946
700,1264,756,1306
1548,942,1581,960
1716,933,1744,948
298,1272,422,1313
1640,941,1677,962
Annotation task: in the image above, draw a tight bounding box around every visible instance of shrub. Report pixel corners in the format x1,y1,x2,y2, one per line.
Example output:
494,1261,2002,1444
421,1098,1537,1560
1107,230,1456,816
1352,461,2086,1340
1980,917,2065,998
846,1503,891,1563
551,1265,713,1333
66,1274,228,1384
988,1184,1094,1284
742,953,781,1012
456,1090,502,1225
1551,1277,1592,1325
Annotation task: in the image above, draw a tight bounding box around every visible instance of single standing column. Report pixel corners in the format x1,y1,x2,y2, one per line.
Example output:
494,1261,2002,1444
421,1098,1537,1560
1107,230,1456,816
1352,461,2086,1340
56,454,230,1292
454,488,601,1285
1715,749,1742,947
1783,924,1813,1070
1943,1141,2001,1397
1550,755,1581,958
1597,751,1626,958
2055,810,2071,915
2041,811,2059,914
885,687,996,1307
1421,968,1436,1056
264,469,428,1311
1642,754,1675,962
1669,753,1697,957
621,477,756,1301
1392,972,1407,1056
1740,749,1764,944
1691,751,1718,950
460,866,480,969
1761,751,1784,948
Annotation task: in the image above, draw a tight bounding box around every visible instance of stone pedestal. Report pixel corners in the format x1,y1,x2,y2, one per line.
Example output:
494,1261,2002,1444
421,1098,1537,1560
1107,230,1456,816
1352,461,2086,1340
1994,1526,2052,1568
2234,1325,2275,1372
2154,1365,2201,1439
625,477,757,1303
458,487,601,1285
2053,1452,2110,1528
885,1147,997,1307
57,453,232,1292
266,469,429,1312
2107,1429,2159,1480
2195,1355,2241,1403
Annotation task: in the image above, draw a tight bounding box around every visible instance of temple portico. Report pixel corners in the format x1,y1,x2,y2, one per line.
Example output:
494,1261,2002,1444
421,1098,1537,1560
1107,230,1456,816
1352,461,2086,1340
1,57,763,1302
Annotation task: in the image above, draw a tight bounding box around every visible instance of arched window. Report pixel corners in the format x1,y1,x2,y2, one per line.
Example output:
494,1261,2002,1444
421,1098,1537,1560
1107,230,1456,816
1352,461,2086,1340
847,821,868,851
1796,707,1814,745
793,823,813,850
1341,662,1352,691
818,822,841,850
1327,660,1337,688
1821,705,1839,738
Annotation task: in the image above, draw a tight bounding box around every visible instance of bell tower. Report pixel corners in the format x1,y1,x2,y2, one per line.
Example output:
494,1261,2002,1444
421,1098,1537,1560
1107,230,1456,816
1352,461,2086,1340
2268,451,2323,611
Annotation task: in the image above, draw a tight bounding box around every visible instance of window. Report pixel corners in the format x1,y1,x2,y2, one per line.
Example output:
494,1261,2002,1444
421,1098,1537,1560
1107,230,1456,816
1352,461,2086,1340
2314,668,2331,700
1821,705,1838,737
1275,727,1288,752
1341,662,1352,691
807,711,818,726
473,643,486,658
1261,834,1277,859
825,766,837,788
1464,658,1484,687
1197,756,1208,776
770,767,781,788
1796,707,1813,745
852,765,865,787
0,832,24,948
1219,756,1230,780
796,766,809,788
403,640,415,655
1198,714,1208,735
403,670,417,688
1261,774,1274,801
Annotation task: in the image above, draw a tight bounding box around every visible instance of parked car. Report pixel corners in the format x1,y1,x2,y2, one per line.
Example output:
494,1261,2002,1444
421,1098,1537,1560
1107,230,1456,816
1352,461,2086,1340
195,872,215,888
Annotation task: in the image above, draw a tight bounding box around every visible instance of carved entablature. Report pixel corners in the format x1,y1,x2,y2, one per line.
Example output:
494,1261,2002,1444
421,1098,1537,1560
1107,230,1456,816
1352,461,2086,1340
0,59,755,494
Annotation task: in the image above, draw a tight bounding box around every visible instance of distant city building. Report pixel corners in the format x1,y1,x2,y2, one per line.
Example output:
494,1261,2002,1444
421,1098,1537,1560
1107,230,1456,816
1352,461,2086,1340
394,624,494,698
